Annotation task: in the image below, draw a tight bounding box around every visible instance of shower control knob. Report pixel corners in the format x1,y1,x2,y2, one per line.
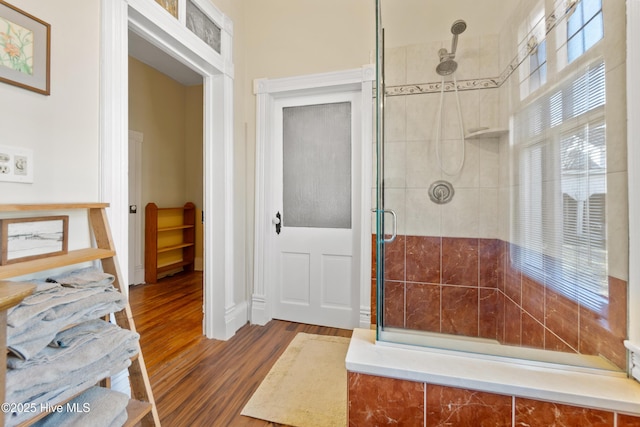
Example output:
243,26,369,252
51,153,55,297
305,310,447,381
435,186,449,199
429,180,455,204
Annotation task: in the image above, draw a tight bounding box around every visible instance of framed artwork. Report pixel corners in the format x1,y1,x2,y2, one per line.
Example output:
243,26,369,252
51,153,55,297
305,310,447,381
0,1,50,95
0,216,68,265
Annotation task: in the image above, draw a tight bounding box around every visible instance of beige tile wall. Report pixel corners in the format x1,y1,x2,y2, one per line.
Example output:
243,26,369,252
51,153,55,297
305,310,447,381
382,36,502,240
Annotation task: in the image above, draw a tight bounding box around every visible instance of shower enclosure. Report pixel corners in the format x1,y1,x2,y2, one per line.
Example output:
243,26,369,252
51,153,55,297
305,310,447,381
374,0,628,373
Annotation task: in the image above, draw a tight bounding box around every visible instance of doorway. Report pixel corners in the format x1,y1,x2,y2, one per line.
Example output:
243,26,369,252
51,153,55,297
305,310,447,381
100,0,236,339
127,46,205,288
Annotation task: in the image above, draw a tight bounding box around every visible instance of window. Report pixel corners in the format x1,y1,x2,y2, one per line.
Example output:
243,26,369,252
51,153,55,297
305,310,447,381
514,60,606,311
528,39,547,93
518,3,546,99
567,0,603,63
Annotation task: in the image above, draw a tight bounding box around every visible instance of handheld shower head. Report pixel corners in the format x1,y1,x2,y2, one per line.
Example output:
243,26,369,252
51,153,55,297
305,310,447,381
451,19,467,35
436,19,467,76
450,19,467,55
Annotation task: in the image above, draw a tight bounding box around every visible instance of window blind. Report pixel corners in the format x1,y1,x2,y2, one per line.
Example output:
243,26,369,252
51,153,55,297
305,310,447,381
513,60,607,311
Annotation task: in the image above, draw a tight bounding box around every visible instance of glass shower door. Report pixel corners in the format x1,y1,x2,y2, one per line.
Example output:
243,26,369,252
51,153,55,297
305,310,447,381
374,0,385,338
374,0,399,339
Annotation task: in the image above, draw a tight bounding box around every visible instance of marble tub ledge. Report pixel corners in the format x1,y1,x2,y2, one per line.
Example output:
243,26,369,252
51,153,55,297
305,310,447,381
346,328,640,415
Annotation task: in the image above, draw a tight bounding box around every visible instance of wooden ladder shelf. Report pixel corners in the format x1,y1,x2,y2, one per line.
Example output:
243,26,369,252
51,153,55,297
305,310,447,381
0,203,160,427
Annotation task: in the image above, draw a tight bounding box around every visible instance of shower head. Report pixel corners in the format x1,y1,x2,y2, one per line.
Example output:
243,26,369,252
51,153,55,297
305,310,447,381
449,19,467,56
436,19,466,76
436,58,458,76
451,19,467,35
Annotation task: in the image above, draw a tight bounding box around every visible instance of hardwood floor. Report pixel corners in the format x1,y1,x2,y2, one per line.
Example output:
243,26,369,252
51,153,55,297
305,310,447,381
129,271,352,427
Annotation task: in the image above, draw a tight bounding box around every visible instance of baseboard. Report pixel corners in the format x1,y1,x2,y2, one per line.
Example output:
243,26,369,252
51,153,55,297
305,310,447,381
359,308,371,329
250,294,270,326
131,266,144,286
625,341,640,382
224,300,248,339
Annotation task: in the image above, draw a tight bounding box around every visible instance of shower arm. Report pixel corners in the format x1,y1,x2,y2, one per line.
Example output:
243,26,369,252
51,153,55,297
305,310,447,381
451,34,459,56
439,34,459,61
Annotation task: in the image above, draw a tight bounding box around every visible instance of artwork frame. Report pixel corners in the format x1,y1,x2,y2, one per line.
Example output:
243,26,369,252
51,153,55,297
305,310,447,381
0,1,50,95
0,216,68,265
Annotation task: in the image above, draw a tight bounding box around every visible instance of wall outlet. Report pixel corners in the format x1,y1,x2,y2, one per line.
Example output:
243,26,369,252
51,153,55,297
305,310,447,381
0,145,33,183
14,155,27,176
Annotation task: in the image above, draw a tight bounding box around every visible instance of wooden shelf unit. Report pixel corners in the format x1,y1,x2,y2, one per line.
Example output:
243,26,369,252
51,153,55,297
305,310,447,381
145,202,196,283
0,203,160,427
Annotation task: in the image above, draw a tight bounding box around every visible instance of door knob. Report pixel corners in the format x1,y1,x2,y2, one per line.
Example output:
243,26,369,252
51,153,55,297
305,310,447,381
273,211,281,234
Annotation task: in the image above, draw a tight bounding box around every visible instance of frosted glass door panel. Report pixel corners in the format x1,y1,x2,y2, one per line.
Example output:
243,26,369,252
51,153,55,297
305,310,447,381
283,102,352,229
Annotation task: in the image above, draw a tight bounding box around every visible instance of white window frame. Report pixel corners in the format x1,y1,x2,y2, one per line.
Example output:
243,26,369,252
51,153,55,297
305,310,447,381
566,0,604,63
518,1,547,100
515,60,607,311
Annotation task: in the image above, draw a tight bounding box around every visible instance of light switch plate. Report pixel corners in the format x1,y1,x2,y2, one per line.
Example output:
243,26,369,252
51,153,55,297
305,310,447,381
0,145,34,183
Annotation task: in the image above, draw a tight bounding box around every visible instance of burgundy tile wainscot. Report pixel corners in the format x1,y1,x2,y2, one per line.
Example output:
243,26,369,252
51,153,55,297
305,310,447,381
371,235,628,370
346,329,640,427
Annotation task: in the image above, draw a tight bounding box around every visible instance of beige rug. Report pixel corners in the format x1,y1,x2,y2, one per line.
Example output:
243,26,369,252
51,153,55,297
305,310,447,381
241,332,351,427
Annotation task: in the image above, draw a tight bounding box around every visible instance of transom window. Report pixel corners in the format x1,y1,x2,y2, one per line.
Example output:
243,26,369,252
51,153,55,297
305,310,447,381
518,3,547,99
567,0,603,63
528,38,547,93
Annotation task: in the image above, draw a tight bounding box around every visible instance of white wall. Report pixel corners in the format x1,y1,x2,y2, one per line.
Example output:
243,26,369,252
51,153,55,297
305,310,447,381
0,0,101,204
382,37,502,240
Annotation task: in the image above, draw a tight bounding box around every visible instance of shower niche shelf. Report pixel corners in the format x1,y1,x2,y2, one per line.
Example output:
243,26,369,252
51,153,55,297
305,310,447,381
465,127,509,140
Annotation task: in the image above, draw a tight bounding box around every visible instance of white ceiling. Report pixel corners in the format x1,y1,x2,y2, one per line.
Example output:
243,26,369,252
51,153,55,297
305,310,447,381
128,30,203,86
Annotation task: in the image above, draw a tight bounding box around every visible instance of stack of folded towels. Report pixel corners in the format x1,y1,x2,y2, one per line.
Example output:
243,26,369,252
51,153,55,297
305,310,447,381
5,267,139,427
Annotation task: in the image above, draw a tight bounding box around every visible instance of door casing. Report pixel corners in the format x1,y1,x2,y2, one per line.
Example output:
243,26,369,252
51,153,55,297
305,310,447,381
128,130,144,286
100,0,238,339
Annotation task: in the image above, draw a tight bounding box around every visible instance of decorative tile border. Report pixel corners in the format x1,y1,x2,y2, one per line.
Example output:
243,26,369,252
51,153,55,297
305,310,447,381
383,47,521,97
384,43,524,97
385,77,500,96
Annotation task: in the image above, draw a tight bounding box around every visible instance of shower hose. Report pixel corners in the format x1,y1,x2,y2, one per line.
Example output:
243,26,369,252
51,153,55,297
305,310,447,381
434,73,466,176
